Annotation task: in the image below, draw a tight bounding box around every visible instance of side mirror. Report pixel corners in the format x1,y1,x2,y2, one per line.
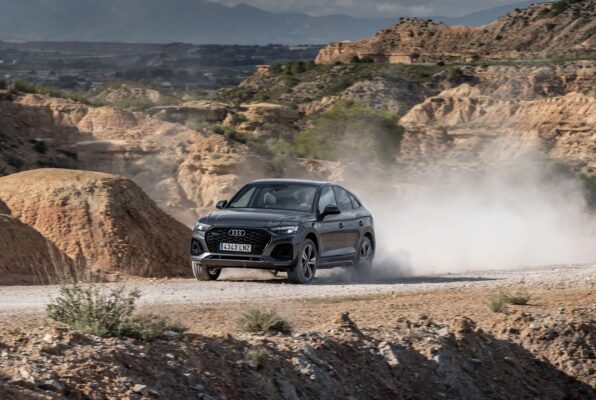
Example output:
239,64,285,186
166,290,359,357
319,204,341,219
216,200,228,209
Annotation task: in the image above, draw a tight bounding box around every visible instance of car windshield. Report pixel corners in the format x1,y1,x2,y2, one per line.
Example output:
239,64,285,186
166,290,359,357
228,183,317,212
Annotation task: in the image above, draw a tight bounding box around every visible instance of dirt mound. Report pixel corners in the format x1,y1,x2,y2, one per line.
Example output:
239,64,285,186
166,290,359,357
0,311,593,399
0,169,191,281
0,214,74,285
90,83,165,107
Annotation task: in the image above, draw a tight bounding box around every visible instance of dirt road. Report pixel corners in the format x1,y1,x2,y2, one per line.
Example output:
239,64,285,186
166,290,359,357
0,264,593,315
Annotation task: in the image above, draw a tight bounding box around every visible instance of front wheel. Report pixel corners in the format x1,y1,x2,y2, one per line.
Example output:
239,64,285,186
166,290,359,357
192,262,221,281
288,239,317,284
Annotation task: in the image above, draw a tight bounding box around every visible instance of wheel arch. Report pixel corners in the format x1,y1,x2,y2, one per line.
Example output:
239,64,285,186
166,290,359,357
304,231,319,251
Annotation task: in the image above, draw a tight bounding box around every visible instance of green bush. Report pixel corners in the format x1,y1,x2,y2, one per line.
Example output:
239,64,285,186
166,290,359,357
269,63,283,74
12,79,60,96
0,80,6,90
295,100,403,163
47,285,186,340
237,308,291,334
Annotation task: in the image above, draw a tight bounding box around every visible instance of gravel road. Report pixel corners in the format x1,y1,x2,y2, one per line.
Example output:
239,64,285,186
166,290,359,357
0,264,593,315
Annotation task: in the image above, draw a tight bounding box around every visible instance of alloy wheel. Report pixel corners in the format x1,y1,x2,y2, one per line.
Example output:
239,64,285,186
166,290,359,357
301,243,317,280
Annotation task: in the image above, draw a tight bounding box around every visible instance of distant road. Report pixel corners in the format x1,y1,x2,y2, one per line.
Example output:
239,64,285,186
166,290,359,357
0,264,593,315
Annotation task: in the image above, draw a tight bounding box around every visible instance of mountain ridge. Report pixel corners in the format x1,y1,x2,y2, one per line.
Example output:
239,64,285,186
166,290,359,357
0,0,542,45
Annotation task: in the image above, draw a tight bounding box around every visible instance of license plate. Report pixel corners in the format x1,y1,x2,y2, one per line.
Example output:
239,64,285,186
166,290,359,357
220,243,252,252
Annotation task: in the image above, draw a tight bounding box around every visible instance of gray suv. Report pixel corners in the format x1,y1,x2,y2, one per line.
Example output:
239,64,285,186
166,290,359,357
191,179,375,283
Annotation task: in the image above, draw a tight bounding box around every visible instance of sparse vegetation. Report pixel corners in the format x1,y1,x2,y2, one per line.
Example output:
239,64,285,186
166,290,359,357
506,289,531,305
295,100,403,163
547,0,583,16
11,79,61,97
488,291,508,313
47,285,186,340
489,289,532,311
237,308,291,334
247,348,268,370
120,314,187,341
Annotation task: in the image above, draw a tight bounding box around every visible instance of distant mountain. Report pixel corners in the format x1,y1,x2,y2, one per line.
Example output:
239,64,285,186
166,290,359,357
431,1,537,26
0,0,545,45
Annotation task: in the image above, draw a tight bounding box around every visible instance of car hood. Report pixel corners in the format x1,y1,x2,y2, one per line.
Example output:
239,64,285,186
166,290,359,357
199,208,311,227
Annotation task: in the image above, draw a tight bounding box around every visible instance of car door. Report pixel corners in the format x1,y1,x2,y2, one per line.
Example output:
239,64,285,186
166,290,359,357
316,185,345,259
332,186,359,257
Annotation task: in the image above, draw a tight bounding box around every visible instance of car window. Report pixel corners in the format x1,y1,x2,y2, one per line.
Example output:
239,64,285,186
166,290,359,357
333,186,353,211
229,184,316,212
348,193,361,209
228,186,255,208
318,186,337,214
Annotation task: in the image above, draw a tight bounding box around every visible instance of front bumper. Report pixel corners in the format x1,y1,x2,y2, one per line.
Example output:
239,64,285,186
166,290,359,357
190,228,301,270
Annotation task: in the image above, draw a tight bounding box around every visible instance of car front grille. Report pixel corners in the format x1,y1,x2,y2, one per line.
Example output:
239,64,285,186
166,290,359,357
205,228,271,255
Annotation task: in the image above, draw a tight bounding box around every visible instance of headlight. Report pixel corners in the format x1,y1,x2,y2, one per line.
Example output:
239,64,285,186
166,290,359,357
270,225,299,234
194,221,211,231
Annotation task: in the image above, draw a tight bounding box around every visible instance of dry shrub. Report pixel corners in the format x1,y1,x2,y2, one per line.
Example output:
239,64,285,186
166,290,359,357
238,308,291,334
47,284,186,340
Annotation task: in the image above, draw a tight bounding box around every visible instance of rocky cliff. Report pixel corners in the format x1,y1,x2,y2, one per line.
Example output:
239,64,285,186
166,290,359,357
316,1,596,64
0,94,275,225
399,84,596,171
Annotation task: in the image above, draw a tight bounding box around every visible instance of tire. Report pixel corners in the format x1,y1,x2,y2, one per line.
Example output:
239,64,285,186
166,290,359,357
192,262,221,281
355,236,374,277
288,239,318,284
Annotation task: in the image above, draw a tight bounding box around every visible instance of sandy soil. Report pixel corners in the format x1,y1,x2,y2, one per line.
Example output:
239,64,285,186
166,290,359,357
0,264,593,334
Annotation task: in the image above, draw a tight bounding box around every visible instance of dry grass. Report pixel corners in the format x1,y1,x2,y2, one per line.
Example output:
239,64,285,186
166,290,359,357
237,308,291,334
488,291,508,313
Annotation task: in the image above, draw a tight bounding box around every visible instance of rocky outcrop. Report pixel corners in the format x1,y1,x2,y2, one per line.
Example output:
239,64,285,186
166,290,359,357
1,309,593,398
399,84,596,171
148,100,230,124
0,94,272,225
316,1,596,64
0,169,192,281
230,103,301,137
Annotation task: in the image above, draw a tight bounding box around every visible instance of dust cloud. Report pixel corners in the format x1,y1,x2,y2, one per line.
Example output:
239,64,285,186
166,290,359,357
356,162,596,277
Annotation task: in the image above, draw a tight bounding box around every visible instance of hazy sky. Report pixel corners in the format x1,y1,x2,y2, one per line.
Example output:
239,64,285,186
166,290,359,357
218,0,535,18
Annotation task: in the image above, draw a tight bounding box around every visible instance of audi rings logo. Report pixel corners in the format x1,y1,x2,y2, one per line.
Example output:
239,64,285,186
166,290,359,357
229,229,246,237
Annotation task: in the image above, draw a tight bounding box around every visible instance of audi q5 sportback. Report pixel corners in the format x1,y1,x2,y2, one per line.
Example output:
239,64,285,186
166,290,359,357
190,179,375,284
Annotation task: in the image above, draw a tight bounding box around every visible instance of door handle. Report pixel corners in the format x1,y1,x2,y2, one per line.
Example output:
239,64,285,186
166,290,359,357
359,220,364,227
339,222,344,228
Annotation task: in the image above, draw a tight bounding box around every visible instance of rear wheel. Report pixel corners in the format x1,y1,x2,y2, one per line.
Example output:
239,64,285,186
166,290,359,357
192,262,221,281
355,236,374,276
288,239,317,284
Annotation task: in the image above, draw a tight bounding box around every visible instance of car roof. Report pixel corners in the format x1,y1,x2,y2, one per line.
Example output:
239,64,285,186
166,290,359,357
250,178,337,187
